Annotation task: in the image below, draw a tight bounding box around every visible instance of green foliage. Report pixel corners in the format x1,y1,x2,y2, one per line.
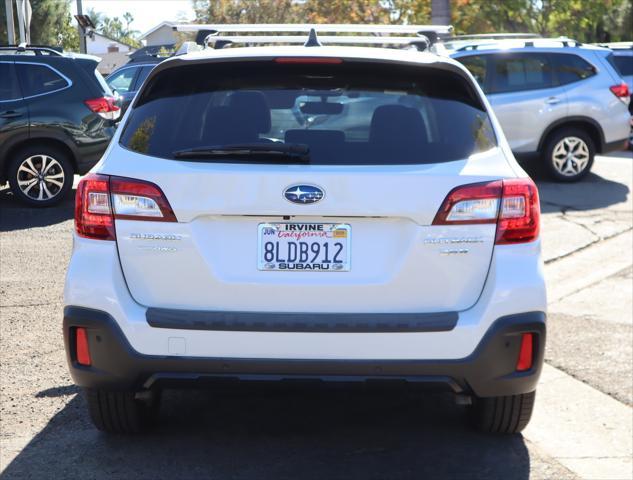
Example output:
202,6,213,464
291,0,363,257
189,0,632,42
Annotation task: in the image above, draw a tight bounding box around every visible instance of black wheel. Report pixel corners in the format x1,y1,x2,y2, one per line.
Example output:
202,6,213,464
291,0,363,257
7,144,74,207
542,127,595,182
84,388,161,434
469,391,536,434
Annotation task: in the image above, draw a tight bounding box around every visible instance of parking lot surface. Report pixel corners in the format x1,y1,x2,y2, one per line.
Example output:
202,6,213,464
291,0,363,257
1,152,632,479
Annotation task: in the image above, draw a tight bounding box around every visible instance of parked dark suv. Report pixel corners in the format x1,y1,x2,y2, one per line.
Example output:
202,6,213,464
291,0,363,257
105,57,161,114
0,46,119,206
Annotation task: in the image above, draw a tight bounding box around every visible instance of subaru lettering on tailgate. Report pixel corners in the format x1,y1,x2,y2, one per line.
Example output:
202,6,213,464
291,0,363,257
283,184,325,204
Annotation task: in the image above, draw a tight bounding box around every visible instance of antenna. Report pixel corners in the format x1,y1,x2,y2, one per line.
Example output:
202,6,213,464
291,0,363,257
304,27,321,47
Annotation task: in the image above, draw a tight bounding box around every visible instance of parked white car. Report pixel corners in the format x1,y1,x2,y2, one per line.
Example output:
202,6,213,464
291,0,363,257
451,39,631,181
63,25,546,434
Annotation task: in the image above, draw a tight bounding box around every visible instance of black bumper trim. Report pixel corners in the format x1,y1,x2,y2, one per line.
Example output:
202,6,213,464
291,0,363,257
64,307,546,398
146,308,458,333
602,138,629,154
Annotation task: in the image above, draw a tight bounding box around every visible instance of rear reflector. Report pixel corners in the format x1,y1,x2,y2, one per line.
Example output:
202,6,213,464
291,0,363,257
516,333,534,372
432,178,540,244
75,175,176,240
85,96,121,120
75,327,91,366
275,57,343,64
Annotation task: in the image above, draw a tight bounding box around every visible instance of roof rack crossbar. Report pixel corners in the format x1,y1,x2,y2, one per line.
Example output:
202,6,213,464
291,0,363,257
174,23,453,36
205,35,435,46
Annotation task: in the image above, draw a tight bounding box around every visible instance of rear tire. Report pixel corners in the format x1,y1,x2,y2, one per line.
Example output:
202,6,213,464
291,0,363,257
84,388,161,434
542,128,594,182
7,144,74,207
469,391,536,434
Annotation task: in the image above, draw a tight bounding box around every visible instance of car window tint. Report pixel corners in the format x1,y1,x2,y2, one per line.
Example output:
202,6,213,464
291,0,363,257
120,61,497,166
15,63,68,97
0,62,22,101
613,55,633,76
107,68,137,93
136,66,154,89
457,55,488,92
490,53,554,93
554,54,596,84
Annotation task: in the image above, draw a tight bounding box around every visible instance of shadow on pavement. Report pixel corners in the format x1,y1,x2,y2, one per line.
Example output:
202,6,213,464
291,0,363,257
0,187,75,232
3,387,530,480
520,161,630,214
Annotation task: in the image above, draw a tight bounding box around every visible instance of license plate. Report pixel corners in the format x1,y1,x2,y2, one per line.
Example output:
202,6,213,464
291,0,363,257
258,223,351,271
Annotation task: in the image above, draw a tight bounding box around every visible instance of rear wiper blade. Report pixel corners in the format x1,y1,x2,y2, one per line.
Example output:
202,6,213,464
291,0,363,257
173,143,310,161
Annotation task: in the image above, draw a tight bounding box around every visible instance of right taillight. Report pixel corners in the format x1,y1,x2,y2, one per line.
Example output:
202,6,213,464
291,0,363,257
75,174,176,240
84,96,121,120
610,82,630,105
432,178,540,245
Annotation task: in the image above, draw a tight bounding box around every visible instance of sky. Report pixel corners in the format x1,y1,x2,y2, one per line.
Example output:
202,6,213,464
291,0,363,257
70,0,196,36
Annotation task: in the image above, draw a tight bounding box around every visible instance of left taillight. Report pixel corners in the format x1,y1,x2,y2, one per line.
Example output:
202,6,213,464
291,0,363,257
75,174,176,240
432,178,540,245
84,96,121,120
75,173,115,240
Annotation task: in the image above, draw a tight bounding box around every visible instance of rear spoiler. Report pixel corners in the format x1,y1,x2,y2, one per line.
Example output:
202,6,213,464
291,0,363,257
173,24,453,51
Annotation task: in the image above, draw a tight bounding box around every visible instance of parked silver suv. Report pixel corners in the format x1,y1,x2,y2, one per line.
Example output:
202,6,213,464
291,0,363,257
451,39,630,181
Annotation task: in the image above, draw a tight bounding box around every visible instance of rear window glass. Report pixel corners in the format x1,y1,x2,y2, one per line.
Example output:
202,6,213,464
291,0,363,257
613,55,633,76
120,61,496,165
553,53,596,84
15,63,69,97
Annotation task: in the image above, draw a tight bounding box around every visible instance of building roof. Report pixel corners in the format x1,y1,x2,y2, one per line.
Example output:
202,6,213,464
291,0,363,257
89,30,137,50
95,51,131,75
139,21,176,40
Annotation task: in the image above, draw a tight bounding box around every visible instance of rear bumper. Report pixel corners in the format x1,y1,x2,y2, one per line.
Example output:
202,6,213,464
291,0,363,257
64,306,545,398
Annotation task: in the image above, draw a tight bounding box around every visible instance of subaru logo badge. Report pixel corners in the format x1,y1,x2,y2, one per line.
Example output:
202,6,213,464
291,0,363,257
283,184,325,204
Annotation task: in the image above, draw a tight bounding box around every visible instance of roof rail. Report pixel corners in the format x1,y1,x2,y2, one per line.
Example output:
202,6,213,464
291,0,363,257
0,44,63,56
173,24,452,51
449,33,541,41
455,37,582,52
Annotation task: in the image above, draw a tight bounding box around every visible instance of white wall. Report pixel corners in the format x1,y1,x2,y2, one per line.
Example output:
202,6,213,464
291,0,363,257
143,26,176,46
87,34,131,55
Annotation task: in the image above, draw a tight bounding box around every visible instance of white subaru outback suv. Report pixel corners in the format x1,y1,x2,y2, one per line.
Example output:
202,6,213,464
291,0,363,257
63,25,546,435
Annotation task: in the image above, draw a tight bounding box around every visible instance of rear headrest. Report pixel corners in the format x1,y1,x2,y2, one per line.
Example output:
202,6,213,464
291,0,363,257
369,105,428,145
285,129,346,145
227,91,271,134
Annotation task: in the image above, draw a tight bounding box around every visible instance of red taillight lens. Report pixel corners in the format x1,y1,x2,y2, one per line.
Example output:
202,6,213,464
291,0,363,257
432,178,540,245
275,57,343,64
516,333,534,372
85,96,121,120
432,181,502,225
75,173,116,240
75,175,177,240
75,327,91,366
610,82,630,99
110,177,177,222
496,179,540,245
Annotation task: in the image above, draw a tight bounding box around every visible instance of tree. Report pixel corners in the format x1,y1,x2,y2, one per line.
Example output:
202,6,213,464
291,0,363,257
87,9,141,48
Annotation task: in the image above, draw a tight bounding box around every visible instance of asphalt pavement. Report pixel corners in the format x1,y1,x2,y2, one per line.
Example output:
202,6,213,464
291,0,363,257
0,152,631,479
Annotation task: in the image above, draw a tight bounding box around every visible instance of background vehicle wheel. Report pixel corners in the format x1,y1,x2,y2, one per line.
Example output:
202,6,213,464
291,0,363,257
7,145,74,207
542,128,595,182
84,388,161,434
469,391,536,434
